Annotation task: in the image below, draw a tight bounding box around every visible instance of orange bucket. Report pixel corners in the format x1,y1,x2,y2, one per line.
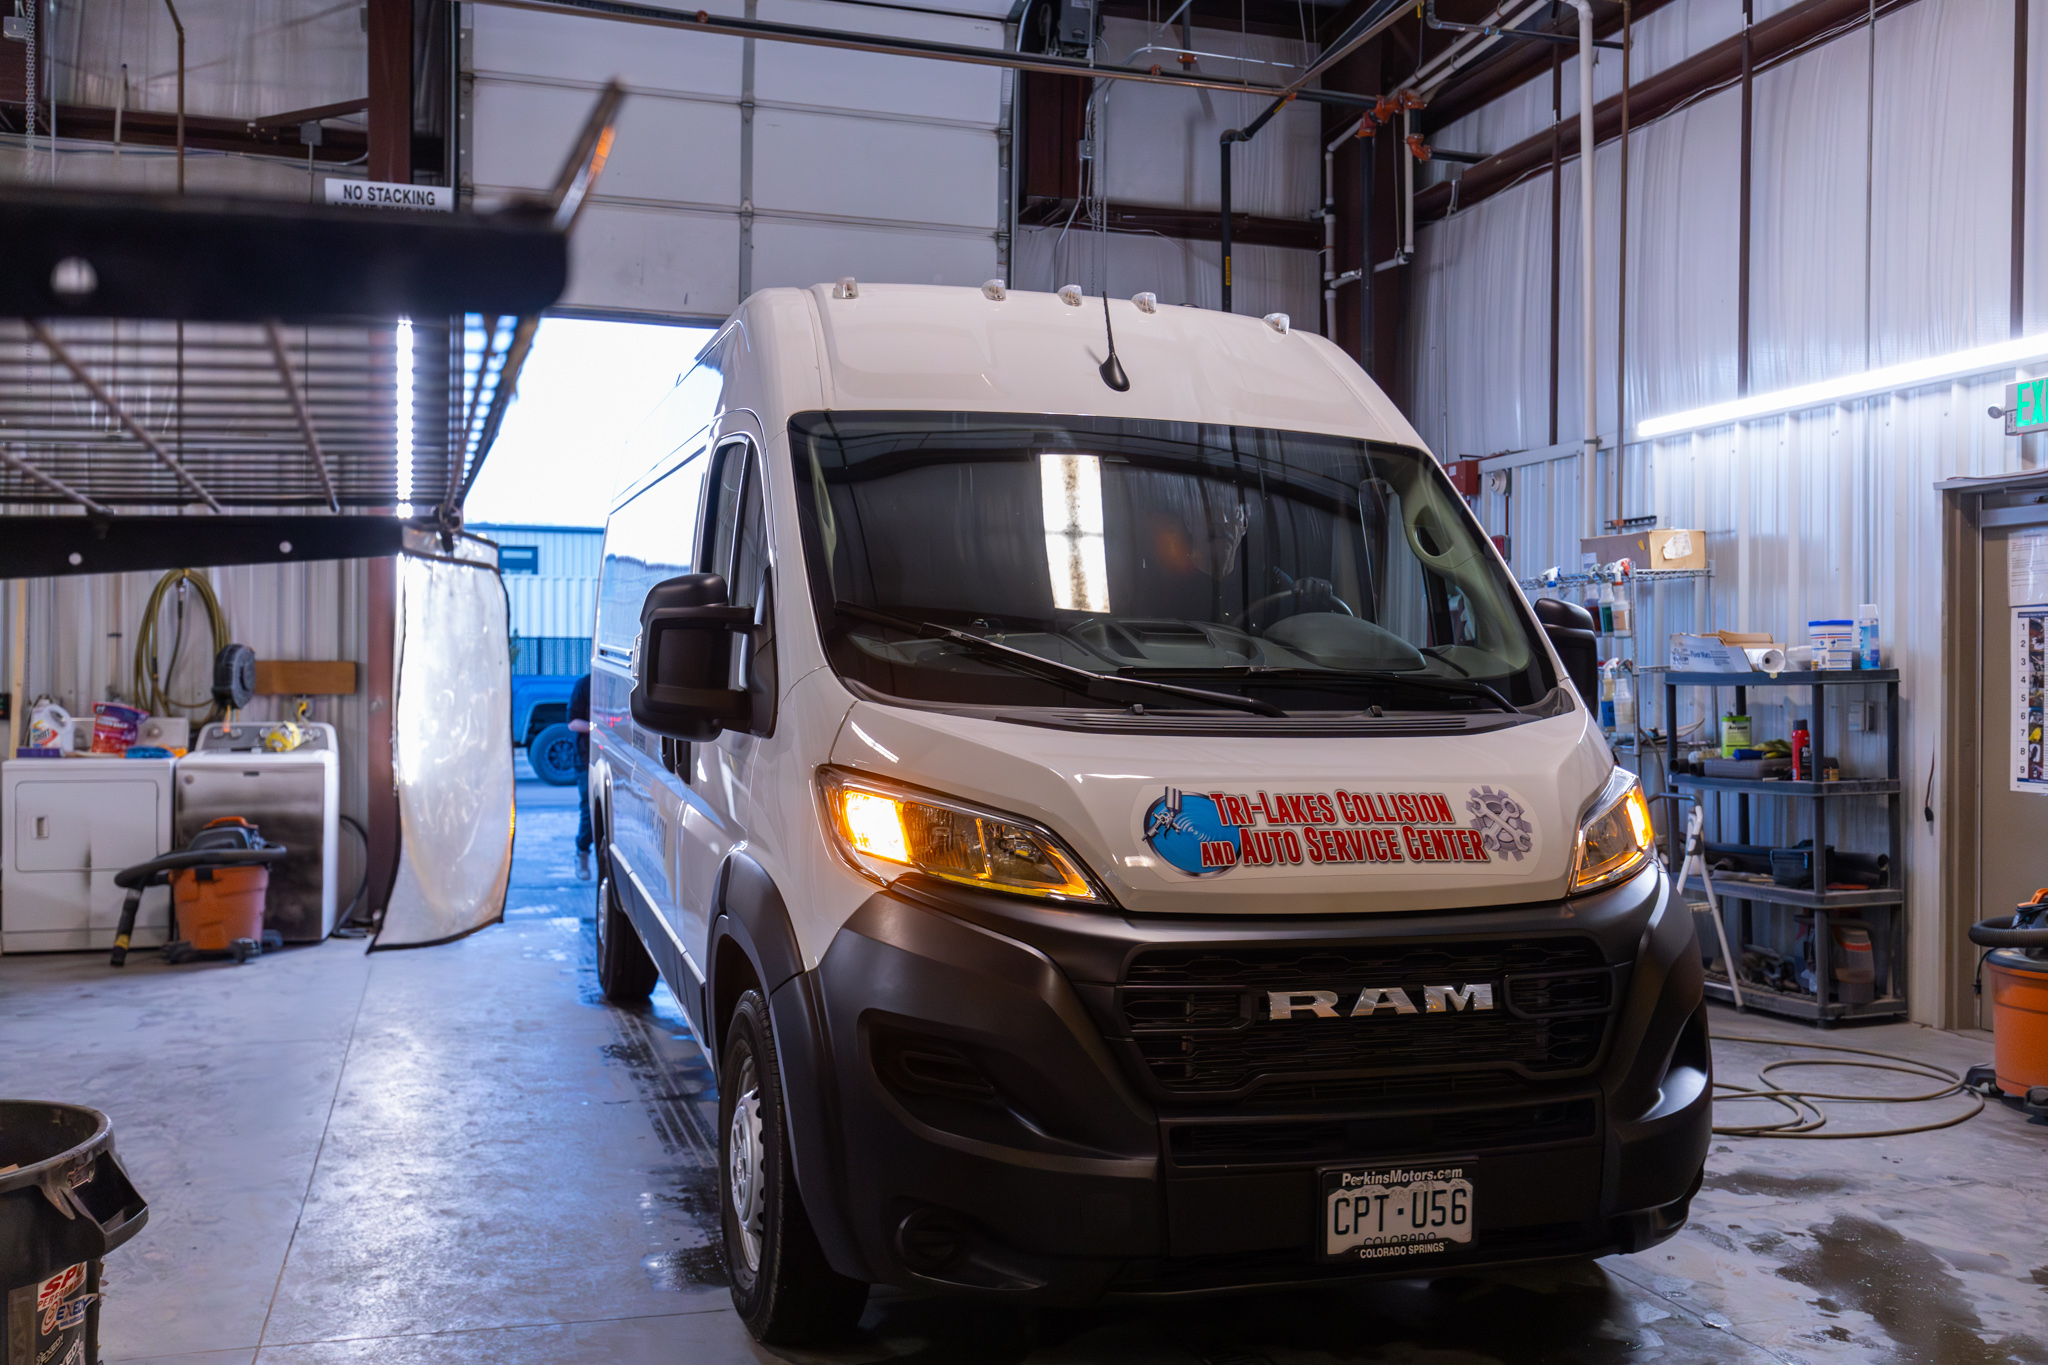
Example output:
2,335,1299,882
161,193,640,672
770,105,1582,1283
1986,949,2048,1097
171,863,269,954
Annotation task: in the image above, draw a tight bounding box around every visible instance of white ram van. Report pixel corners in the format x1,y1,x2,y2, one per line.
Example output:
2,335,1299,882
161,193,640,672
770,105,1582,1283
589,282,1710,1345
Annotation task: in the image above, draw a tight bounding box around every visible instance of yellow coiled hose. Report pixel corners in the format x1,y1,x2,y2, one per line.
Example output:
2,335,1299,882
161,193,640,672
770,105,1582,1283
131,568,231,723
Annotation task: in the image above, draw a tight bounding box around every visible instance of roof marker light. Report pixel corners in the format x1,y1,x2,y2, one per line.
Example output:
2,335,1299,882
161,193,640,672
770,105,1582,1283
1057,284,1084,307
981,279,1008,300
1263,312,1290,335
832,277,859,299
1132,292,1158,314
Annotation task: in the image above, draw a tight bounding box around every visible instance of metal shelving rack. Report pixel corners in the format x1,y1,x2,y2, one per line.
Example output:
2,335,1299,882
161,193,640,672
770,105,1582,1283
1521,566,1713,785
1663,668,1904,1023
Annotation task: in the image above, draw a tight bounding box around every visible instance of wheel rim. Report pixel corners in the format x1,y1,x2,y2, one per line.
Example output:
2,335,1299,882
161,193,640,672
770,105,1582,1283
543,736,577,775
728,1061,767,1275
594,872,611,952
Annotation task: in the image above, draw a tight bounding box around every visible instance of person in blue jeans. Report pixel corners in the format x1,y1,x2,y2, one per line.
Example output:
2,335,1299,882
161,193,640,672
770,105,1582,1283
569,672,593,880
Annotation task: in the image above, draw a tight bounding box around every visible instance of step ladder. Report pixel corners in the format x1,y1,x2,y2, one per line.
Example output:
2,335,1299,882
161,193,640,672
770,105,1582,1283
1680,803,1743,1011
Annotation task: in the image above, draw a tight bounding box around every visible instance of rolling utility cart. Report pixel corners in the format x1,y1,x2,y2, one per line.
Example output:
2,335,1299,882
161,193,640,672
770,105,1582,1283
1664,668,1904,1022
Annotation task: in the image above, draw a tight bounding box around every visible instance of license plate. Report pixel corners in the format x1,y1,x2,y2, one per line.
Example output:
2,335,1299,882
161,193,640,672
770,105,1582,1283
1321,1162,1476,1261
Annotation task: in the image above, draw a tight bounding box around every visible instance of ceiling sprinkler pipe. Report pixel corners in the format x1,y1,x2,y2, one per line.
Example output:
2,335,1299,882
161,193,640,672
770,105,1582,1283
1564,0,1597,540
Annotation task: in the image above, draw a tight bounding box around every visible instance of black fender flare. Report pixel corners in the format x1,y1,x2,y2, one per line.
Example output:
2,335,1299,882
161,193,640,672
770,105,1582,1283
707,853,871,1282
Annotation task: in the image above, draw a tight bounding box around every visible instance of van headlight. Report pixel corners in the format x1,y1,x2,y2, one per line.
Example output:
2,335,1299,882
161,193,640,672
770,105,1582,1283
1572,768,1655,893
818,768,1106,903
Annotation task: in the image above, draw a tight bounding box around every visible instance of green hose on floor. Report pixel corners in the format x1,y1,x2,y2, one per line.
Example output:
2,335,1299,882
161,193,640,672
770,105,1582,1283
1709,1033,1985,1139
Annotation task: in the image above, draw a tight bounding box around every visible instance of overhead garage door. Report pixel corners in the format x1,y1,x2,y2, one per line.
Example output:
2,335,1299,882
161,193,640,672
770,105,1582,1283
465,0,1007,320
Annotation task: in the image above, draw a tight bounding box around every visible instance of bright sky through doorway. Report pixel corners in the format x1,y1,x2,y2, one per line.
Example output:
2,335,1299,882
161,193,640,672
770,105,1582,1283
463,318,715,527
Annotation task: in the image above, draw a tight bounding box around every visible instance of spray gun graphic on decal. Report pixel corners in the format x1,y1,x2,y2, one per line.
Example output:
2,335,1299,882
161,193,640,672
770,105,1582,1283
1146,787,1196,843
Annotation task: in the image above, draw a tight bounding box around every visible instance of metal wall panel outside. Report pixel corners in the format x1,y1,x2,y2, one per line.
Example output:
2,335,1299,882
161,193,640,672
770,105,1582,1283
505,576,598,639
469,525,604,578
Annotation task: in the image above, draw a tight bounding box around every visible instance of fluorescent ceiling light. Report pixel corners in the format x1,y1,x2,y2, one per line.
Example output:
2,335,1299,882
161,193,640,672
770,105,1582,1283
396,317,415,519
1636,333,2048,439
1041,452,1111,613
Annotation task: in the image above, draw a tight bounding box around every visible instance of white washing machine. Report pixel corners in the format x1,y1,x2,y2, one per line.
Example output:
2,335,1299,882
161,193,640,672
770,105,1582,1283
176,722,341,942
2,757,176,953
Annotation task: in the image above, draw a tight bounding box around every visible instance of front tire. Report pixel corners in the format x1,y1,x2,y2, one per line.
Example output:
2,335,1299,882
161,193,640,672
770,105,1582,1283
720,990,867,1344
528,723,581,786
593,854,657,1003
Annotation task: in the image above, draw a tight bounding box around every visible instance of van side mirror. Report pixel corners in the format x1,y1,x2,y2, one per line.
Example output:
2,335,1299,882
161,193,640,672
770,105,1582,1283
629,573,754,741
1533,597,1599,711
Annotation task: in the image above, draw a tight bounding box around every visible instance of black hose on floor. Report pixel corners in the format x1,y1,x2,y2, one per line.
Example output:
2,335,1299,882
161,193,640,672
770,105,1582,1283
1709,1033,1986,1139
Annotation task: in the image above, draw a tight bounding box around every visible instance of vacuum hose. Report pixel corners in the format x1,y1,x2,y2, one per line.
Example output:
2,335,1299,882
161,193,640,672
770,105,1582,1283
132,569,232,724
1967,914,2048,949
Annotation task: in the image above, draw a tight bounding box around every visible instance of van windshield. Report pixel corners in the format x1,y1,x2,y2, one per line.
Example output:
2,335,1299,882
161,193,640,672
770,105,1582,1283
789,412,1554,713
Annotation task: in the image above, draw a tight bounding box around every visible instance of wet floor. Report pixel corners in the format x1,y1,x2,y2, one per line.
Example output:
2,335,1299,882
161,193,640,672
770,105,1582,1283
2,759,2045,1363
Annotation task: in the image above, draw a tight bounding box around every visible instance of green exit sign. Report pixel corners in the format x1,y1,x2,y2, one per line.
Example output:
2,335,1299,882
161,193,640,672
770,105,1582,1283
2007,379,2048,435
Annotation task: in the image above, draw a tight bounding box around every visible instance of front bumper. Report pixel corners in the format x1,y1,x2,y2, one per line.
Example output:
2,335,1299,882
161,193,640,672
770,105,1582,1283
770,862,1710,1301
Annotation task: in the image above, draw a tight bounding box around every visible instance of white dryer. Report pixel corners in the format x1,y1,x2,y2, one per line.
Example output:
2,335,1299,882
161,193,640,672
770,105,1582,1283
176,722,341,942
2,757,176,953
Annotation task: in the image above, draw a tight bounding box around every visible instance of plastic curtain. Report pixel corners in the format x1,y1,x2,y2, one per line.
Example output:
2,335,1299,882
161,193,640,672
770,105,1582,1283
374,553,515,950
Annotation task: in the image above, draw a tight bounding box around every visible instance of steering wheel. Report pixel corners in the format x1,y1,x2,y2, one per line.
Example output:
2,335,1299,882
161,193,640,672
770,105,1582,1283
1245,577,1355,629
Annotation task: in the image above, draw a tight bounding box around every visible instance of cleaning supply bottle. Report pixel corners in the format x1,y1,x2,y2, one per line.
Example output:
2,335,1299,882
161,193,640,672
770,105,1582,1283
1597,582,1614,634
1791,718,1811,780
1613,668,1635,734
1856,603,1880,669
1609,583,1633,636
1599,662,1617,734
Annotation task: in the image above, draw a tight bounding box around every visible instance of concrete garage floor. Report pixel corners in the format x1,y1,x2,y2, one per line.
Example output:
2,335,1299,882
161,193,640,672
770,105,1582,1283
4,764,2046,1363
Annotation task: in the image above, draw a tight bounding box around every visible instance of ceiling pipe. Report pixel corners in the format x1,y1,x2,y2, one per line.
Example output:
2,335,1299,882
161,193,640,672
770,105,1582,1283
468,0,1379,110
1217,92,1297,313
1423,0,1621,52
1563,0,1597,542
163,0,185,192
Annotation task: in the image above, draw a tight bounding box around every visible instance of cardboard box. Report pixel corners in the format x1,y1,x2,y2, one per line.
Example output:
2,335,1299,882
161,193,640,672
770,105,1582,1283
1580,527,1707,573
1647,528,1707,571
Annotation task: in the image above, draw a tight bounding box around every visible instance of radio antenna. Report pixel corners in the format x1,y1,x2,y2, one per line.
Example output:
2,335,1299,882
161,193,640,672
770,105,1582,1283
1099,291,1130,392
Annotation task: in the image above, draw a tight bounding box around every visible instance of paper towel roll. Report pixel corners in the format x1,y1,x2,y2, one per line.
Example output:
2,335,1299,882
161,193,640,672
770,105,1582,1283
1743,646,1788,673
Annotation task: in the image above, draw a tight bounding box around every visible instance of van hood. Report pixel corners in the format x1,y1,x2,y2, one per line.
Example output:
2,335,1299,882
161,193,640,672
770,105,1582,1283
827,702,1614,914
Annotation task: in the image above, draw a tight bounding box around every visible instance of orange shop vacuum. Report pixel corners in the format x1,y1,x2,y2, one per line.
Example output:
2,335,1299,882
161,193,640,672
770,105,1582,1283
1966,890,2048,1123
109,817,288,967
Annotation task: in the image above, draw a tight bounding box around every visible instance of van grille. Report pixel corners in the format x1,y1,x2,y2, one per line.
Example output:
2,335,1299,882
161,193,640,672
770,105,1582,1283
1119,937,1616,1099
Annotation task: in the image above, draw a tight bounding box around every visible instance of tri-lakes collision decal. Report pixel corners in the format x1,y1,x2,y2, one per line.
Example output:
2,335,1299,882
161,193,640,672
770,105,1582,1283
1139,784,1538,878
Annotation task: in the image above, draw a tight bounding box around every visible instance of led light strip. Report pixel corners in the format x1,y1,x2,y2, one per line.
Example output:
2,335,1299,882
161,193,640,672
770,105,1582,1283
1635,333,2048,439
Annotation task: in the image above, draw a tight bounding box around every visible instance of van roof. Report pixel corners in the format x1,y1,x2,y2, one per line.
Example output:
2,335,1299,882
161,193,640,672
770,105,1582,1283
785,283,1428,451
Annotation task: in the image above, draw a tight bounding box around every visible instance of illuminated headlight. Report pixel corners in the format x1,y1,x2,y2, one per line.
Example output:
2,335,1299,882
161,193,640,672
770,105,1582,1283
818,768,1105,903
1571,767,1656,893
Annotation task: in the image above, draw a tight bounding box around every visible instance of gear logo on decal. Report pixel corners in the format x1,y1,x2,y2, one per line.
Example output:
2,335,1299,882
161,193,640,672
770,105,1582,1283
1141,788,1241,876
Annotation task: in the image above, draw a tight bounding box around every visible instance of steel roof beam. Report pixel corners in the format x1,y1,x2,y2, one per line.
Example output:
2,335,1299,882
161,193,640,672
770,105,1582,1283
29,321,226,512
264,321,341,512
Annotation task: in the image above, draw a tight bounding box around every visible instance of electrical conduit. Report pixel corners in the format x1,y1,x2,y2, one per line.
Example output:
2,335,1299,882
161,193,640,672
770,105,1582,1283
1565,0,1598,540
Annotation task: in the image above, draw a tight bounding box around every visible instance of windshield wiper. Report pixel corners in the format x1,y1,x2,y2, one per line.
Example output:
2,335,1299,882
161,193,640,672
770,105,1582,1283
833,603,1288,718
1118,664,1521,715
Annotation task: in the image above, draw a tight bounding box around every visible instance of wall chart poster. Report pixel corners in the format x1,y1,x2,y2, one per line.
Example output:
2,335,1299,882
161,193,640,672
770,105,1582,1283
2015,605,2048,793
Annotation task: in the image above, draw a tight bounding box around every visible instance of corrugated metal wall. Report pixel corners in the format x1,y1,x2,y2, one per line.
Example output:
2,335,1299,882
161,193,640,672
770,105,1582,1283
1,556,375,903
1405,0,2048,1025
